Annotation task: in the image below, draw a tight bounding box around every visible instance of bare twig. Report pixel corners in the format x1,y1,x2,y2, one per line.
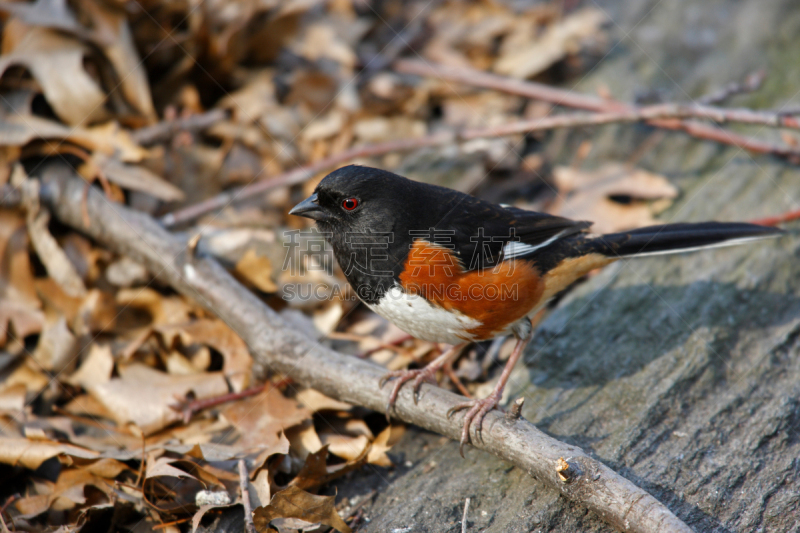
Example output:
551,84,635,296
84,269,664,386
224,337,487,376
159,132,453,228
462,497,471,533
749,208,800,227
161,73,799,228
460,103,800,139
170,383,264,424
238,459,257,533
38,161,694,533
698,69,766,105
131,109,228,146
394,59,799,157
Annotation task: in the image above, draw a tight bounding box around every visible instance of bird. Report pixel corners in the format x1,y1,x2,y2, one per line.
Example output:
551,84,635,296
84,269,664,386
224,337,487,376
289,164,782,454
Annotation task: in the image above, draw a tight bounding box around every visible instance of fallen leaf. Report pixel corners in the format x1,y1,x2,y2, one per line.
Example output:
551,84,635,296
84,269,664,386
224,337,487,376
89,364,229,434
550,163,679,233
0,383,26,413
15,467,116,518
26,207,87,298
495,8,607,79
295,389,352,412
0,21,107,125
290,445,368,491
158,318,252,391
220,386,310,451
367,424,404,467
31,314,77,373
253,485,351,533
0,437,98,469
66,343,114,390
318,432,369,462
87,153,185,202
235,248,278,293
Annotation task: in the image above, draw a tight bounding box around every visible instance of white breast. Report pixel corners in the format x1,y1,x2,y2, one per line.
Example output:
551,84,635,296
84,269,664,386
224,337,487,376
368,286,480,345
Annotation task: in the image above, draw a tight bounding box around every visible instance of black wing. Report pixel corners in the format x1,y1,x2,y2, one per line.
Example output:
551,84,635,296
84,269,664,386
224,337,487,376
428,196,591,272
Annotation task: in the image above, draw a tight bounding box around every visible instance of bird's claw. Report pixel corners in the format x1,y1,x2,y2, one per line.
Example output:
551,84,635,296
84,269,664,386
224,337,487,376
380,367,439,420
446,392,502,458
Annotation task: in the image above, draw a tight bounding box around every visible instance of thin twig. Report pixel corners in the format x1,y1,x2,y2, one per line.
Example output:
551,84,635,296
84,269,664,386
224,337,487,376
749,208,800,227
238,459,257,533
159,132,453,228
161,78,799,228
461,497,470,533
169,378,293,424
39,161,694,533
698,69,766,105
131,109,228,146
394,59,799,156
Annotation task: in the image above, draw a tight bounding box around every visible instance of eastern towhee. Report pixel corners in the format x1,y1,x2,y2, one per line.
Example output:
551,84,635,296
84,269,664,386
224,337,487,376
290,165,782,453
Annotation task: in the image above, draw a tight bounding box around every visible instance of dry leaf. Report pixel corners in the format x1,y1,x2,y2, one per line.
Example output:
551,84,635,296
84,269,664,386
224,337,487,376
89,364,229,434
295,389,352,412
290,445,368,491
158,319,253,391
495,8,607,78
0,383,26,413
26,207,87,298
66,343,114,390
0,22,107,125
31,314,76,373
367,424,404,467
253,485,351,533
88,153,185,202
235,248,278,293
220,386,310,451
0,437,98,469
550,163,679,233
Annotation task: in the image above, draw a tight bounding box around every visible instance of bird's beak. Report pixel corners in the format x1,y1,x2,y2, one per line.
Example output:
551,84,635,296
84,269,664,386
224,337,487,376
289,193,326,220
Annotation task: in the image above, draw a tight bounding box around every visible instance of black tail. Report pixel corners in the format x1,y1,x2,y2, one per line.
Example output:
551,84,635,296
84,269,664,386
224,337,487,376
587,222,782,258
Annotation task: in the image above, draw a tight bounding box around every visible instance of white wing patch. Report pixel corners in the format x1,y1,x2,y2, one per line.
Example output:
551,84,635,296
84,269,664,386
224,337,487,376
502,230,565,260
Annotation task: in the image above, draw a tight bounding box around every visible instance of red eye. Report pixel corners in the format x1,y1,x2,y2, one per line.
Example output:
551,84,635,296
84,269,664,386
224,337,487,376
341,197,359,211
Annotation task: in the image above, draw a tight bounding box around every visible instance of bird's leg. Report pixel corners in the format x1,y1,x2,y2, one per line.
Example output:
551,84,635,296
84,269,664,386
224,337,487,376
447,330,532,457
380,342,468,417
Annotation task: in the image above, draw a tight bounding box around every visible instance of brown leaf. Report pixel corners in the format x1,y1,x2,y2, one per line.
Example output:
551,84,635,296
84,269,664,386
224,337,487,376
31,314,76,373
0,22,107,125
15,467,116,518
87,153,185,202
66,343,114,390
235,248,278,293
494,8,607,79
550,163,679,234
367,424,404,467
290,444,369,491
79,0,155,121
253,485,351,533
0,383,26,413
0,437,98,469
159,318,253,392
89,364,229,434
295,389,352,412
26,207,87,298
220,386,310,451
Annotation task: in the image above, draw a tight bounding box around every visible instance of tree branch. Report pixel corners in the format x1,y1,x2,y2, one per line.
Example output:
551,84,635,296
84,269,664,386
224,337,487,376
131,109,228,146
35,161,694,533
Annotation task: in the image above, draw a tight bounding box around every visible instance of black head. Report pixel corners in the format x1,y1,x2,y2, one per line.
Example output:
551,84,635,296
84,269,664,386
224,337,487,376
289,165,422,235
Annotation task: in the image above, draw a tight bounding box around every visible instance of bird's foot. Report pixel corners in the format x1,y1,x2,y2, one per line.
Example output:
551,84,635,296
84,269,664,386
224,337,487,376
379,364,440,417
447,388,503,458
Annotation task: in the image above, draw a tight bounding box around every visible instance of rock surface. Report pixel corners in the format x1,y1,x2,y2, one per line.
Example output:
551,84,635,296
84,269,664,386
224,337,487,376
330,1,800,532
